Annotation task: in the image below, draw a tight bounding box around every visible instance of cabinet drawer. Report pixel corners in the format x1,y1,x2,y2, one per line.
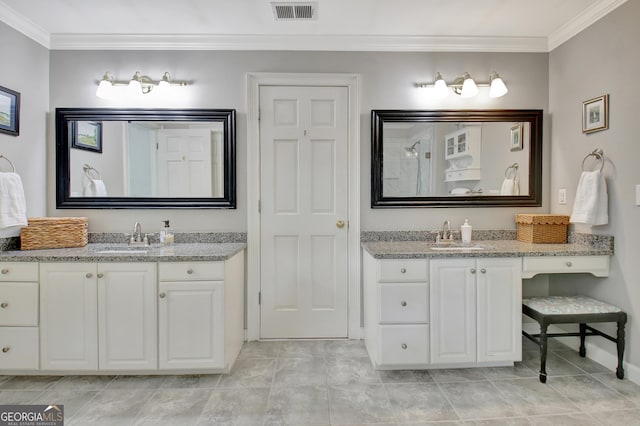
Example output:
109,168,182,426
522,256,610,278
0,327,39,369
159,262,224,281
379,284,428,323
378,259,427,282
0,282,38,326
378,324,429,366
0,263,38,282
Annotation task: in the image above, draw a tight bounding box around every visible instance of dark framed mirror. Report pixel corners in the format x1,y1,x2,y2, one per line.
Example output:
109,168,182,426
371,109,543,207
56,108,236,209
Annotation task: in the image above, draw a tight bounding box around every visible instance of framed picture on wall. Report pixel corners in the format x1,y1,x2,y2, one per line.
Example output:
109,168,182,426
0,85,20,136
582,94,609,133
510,123,523,151
71,121,103,153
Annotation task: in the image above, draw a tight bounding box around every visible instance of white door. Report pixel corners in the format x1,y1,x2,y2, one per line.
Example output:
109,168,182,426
40,263,98,370
476,258,522,362
430,258,477,364
97,263,157,370
157,129,213,197
260,85,349,338
158,280,225,369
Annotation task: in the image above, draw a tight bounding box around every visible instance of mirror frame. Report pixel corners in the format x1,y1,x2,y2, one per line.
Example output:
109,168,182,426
371,109,543,208
56,108,236,209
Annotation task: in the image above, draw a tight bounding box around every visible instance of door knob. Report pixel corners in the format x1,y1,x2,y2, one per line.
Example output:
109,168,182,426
336,220,345,229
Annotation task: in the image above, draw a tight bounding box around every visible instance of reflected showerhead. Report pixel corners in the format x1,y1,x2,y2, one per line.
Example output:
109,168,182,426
405,141,420,158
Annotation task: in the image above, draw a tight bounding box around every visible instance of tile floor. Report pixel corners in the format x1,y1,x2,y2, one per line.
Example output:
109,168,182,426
1,338,639,425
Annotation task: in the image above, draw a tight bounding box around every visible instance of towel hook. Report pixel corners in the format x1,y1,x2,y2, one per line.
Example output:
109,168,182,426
0,154,16,172
504,162,519,179
83,164,101,180
581,148,605,172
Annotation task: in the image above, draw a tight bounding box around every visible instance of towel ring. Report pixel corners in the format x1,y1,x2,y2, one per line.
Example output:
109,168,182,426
581,149,605,172
83,164,101,180
0,155,16,172
504,163,519,179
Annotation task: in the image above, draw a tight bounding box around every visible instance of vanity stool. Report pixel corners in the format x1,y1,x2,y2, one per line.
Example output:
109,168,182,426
522,295,627,383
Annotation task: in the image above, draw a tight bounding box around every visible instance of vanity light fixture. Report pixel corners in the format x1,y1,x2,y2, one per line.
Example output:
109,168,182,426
95,71,188,99
418,71,508,99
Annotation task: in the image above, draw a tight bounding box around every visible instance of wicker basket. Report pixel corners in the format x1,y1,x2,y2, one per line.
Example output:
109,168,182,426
20,217,88,250
515,214,570,243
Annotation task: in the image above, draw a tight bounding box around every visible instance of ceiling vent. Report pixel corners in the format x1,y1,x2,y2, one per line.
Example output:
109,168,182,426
271,2,317,21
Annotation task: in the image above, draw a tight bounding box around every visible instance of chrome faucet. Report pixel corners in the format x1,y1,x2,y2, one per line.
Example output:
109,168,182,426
438,220,454,243
129,222,149,246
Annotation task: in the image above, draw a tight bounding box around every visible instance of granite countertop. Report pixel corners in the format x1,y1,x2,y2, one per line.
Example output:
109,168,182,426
0,242,246,262
362,239,613,259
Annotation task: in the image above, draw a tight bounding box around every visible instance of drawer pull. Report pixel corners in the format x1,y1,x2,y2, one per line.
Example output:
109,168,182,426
400,300,407,307
2,347,9,353
401,343,407,350
1,302,8,309
86,273,93,278
470,268,476,274
400,268,406,274
97,273,104,278
187,268,194,275
159,292,166,299
1,269,8,275
566,262,573,267
480,268,486,274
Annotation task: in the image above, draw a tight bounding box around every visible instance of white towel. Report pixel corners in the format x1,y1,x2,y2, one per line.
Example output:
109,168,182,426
570,170,608,225
83,179,108,196
500,177,519,195
0,172,28,229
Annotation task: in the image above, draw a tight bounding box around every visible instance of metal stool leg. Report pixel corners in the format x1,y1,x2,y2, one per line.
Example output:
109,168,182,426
539,322,548,383
616,319,626,380
579,323,587,357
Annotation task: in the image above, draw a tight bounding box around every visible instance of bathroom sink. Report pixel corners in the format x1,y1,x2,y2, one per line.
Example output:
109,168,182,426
430,245,485,251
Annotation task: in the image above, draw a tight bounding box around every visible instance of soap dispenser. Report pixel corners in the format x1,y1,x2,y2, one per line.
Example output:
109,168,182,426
461,219,472,243
160,220,174,245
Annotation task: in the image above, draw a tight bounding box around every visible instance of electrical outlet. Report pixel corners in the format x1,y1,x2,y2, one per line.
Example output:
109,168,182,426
558,188,567,205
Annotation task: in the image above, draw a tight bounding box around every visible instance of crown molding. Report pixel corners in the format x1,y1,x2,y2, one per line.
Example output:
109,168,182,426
0,0,49,48
548,0,628,51
49,33,549,52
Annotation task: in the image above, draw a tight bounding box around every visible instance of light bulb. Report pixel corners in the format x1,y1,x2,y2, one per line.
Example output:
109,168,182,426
96,80,113,99
460,72,478,98
489,72,508,98
433,72,449,99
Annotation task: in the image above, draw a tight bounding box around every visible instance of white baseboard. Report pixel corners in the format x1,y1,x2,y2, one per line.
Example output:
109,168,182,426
522,323,639,385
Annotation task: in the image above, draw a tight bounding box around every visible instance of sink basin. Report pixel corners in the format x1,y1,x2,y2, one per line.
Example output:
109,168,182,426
430,245,485,251
96,249,150,254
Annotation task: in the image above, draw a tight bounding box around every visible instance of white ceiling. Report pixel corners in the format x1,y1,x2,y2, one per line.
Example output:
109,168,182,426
0,0,628,52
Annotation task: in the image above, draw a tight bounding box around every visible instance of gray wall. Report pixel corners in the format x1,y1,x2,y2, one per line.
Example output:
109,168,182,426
48,50,549,234
549,0,640,373
0,22,48,235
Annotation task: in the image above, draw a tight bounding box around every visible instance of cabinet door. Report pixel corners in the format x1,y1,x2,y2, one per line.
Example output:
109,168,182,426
98,263,157,370
158,281,224,369
476,258,522,362
430,259,476,364
40,263,98,370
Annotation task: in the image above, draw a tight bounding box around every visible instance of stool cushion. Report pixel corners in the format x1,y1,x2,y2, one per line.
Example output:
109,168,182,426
522,296,622,315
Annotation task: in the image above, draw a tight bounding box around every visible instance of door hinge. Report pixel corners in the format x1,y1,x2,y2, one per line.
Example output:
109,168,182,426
258,109,261,121
258,291,261,305
258,199,261,213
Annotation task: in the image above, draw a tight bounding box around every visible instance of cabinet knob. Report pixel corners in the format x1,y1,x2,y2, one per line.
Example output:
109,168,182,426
159,292,166,299
1,269,8,275
2,347,9,353
566,261,573,267
400,268,406,274
86,273,93,278
97,273,104,278
480,268,486,274
470,268,476,274
401,343,407,350
1,302,8,309
400,301,407,307
186,268,194,275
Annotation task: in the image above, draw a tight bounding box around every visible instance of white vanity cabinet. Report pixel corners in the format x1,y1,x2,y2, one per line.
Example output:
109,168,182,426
363,252,430,368
0,262,39,370
158,251,244,372
40,262,157,371
444,126,482,182
430,257,522,365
